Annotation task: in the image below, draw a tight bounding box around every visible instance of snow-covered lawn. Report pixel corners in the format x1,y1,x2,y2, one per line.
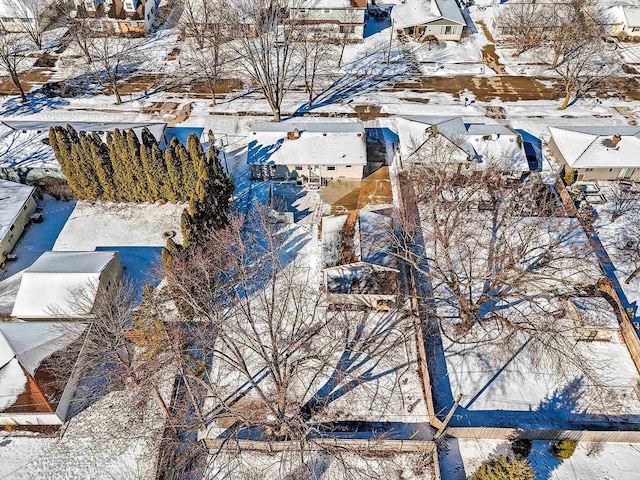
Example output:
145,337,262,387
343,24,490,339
440,437,640,480
0,372,173,480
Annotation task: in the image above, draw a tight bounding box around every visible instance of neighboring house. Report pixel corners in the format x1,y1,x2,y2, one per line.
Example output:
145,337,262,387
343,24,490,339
73,0,161,35
247,120,367,185
11,251,123,320
548,126,640,182
391,0,465,42
0,0,55,33
291,0,367,40
0,322,88,426
180,0,256,38
567,296,620,342
606,5,640,39
321,209,399,310
0,120,167,183
396,116,529,174
0,179,36,265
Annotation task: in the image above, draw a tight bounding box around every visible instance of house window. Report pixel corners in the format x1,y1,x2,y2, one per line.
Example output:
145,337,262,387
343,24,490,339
346,165,352,168
295,165,303,170
299,8,307,13
323,9,332,13
327,166,336,171
633,27,640,32
609,168,614,172
444,25,453,35
339,25,355,34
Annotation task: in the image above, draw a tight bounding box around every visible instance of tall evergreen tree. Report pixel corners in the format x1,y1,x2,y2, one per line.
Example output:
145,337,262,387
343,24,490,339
90,132,117,202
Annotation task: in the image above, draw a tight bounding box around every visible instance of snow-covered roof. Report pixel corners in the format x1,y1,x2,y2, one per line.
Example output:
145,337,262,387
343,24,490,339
622,6,640,27
321,210,396,269
247,120,367,167
11,251,121,319
549,126,640,169
0,0,39,19
2,120,167,143
0,322,87,413
0,179,34,244
391,0,464,29
397,117,529,171
291,0,367,8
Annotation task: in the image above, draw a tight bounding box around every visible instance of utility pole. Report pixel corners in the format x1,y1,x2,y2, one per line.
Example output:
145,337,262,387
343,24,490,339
434,393,463,440
387,18,395,65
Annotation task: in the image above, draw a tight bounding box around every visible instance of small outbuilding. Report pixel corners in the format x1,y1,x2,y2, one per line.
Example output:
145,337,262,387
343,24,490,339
0,179,36,265
322,209,399,310
0,321,88,425
11,251,123,320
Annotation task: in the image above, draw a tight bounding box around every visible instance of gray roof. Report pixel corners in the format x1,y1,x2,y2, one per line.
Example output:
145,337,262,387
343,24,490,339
251,120,365,134
0,179,34,243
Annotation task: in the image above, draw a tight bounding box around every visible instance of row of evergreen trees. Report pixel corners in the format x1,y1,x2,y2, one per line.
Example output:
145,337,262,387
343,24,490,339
50,125,206,204
49,125,234,247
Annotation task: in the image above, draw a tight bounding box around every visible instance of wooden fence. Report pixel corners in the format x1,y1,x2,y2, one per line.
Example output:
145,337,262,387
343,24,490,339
554,176,578,217
598,277,640,374
447,426,640,443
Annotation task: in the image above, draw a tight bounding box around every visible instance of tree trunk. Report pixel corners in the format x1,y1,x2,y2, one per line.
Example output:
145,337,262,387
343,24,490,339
208,80,217,106
626,266,640,284
10,71,27,102
273,107,282,122
153,384,178,435
559,87,572,110
113,83,122,105
338,43,346,67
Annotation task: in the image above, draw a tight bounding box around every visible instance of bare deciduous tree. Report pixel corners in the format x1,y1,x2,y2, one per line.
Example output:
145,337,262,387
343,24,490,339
392,163,605,381
297,30,334,108
231,1,302,121
6,0,55,50
0,31,29,102
495,1,547,57
608,182,640,222
81,36,139,104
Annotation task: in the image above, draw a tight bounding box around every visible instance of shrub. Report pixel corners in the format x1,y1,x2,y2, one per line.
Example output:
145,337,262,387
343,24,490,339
470,455,534,480
563,168,576,186
512,438,532,459
551,439,578,459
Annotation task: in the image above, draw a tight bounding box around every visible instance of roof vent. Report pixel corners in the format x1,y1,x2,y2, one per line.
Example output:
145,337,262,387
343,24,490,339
602,134,622,149
287,128,300,140
612,134,622,147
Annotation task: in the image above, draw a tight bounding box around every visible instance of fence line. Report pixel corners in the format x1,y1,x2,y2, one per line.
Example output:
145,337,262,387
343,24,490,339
447,426,640,443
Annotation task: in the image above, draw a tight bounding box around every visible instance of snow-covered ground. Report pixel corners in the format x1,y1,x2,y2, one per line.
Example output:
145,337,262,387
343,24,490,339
0,371,173,480
440,437,640,480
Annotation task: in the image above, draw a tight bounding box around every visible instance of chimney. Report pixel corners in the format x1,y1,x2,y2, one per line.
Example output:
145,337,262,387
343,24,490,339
287,128,300,140
611,134,622,148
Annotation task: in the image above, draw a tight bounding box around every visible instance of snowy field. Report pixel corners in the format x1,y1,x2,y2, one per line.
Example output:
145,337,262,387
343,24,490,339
440,437,640,480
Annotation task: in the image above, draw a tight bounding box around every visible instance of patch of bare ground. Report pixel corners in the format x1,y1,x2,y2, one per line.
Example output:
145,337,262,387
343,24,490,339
0,68,52,95
354,105,389,121
481,44,506,75
477,20,496,43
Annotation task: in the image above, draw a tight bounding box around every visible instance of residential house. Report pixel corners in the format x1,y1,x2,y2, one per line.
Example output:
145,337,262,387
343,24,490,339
11,251,123,320
247,120,367,185
321,209,399,310
0,322,88,425
396,116,529,175
0,180,36,265
0,0,57,33
73,0,161,35
391,0,465,42
548,126,640,182
291,0,368,40
606,5,640,39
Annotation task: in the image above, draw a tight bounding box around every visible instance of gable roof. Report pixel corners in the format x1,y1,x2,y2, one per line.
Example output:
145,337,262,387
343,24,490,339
247,120,367,167
397,117,528,171
549,126,640,169
11,251,120,319
0,322,87,413
391,0,465,29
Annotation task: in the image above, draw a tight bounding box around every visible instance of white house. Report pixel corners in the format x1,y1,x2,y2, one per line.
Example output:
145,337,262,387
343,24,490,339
291,0,368,40
0,322,88,425
548,126,640,182
0,0,44,33
391,0,466,42
247,120,368,186
322,209,399,309
396,116,529,174
0,179,36,265
606,5,640,39
11,251,123,320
